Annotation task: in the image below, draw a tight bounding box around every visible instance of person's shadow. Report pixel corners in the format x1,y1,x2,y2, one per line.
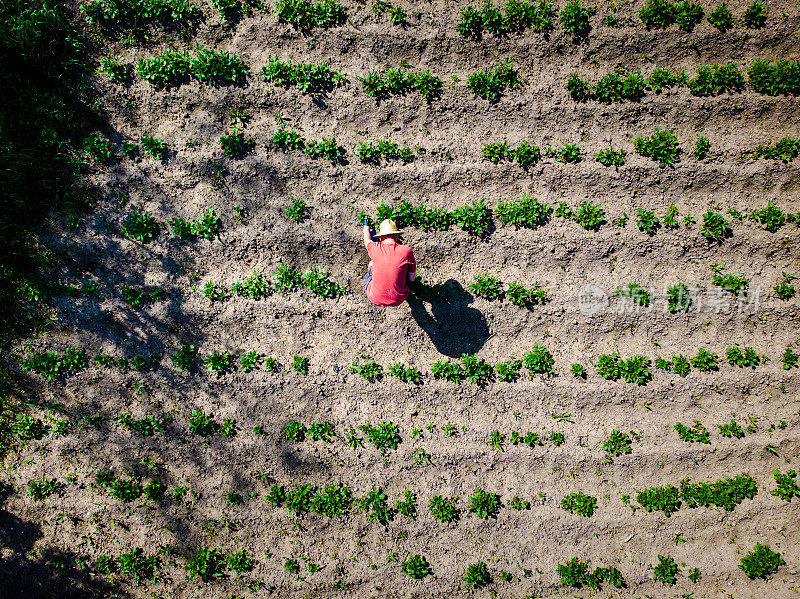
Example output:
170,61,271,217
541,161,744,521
408,279,490,358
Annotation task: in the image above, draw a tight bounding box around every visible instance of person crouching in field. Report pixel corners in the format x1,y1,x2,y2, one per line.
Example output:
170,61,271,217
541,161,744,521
362,219,416,307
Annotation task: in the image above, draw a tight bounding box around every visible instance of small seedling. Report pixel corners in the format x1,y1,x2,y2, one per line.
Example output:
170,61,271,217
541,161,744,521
462,561,490,588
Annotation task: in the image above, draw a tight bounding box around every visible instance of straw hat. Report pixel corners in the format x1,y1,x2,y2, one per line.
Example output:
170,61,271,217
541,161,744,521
375,219,401,237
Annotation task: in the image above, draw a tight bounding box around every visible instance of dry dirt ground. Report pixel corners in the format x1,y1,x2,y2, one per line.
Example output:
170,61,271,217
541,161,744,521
3,0,800,597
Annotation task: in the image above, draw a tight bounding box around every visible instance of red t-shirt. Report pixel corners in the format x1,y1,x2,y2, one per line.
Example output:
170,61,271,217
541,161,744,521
366,240,416,307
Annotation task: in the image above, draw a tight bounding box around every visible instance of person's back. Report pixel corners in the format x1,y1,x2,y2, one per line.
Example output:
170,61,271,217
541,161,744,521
362,219,416,307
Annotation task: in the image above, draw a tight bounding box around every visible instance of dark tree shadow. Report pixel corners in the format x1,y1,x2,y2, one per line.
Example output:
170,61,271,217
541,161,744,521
408,279,490,358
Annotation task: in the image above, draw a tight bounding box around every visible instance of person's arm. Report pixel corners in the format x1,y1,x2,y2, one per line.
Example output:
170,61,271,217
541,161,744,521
363,224,373,248
406,251,416,282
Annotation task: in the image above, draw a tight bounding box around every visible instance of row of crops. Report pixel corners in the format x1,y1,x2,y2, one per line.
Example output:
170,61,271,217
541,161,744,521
19,343,800,382
82,0,780,36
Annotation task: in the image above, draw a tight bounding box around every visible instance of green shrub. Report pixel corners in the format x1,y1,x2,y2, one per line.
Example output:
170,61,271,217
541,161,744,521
739,543,784,579
672,354,690,376
666,283,692,312
227,550,254,573
690,348,718,371
694,134,711,159
109,477,143,501
463,561,490,588
594,147,626,166
496,194,551,228
387,363,420,383
395,490,416,517
401,554,431,578
117,548,158,582
453,199,492,235
467,60,525,101
774,272,796,299
689,62,744,96
726,346,760,368
523,344,554,374
675,0,704,30
771,470,800,502
595,353,622,381
603,429,632,455
173,344,198,370
554,142,582,163
136,49,191,85
570,363,586,379
274,0,347,28
309,482,351,517
506,282,546,306
28,476,61,499
707,2,732,30
122,210,159,241
637,485,681,516
701,210,732,241
743,0,766,27
495,358,522,381
593,68,646,102
358,67,442,99
615,282,651,306
467,487,501,518
141,135,168,158
185,547,225,581
653,554,680,584
429,495,459,522
749,202,786,232
747,59,800,96
752,137,799,161
203,351,233,372
559,0,592,36
359,421,401,451
21,347,88,380
717,418,744,438
273,123,304,149
639,0,675,28
566,72,591,100
83,134,114,162
648,67,687,92
431,360,465,382
573,202,604,229
634,127,680,167
636,208,660,235
560,491,596,517
220,127,249,157
711,270,748,294
469,273,503,300
304,137,342,161
675,421,710,443
260,57,345,93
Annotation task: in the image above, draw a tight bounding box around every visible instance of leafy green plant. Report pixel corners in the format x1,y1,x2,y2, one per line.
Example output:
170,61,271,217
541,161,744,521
117,548,158,582
707,2,732,30
690,348,718,371
717,418,744,438
463,561,490,588
27,476,60,499
21,347,88,380
506,282,546,307
783,346,798,370
281,420,306,441
739,543,784,579
136,49,191,86
274,0,346,28
726,346,760,368
100,54,130,83
523,344,554,374
304,137,342,161
453,199,492,235
648,66,687,91
568,201,604,229
401,554,431,578
559,0,592,36
692,134,711,160
260,57,345,93
711,269,748,294
749,202,786,232
675,421,710,443
387,363,420,383
666,283,692,312
594,147,626,166
494,358,522,382
653,554,680,584
460,353,493,383
701,210,732,241
273,123,304,149
140,135,168,159
554,142,582,163
291,355,309,373
603,429,632,455
566,72,591,100
359,421,400,451
308,421,335,441
634,127,680,167
675,0,704,30
122,210,159,242
743,0,766,27
109,477,143,501
496,194,551,228
185,547,225,581
431,360,465,383
467,60,525,101
395,490,416,517
467,487,500,518
349,356,383,381
83,133,114,163
561,491,596,517
482,140,510,163
469,273,503,300
358,486,392,523
203,351,233,372
115,413,167,436
188,409,219,436
635,208,660,235
429,495,459,522
310,482,351,517
637,484,681,516
639,0,675,28
173,344,198,371
771,470,800,502
752,137,799,161
358,67,442,99
689,62,744,96
593,68,646,102
615,282,651,306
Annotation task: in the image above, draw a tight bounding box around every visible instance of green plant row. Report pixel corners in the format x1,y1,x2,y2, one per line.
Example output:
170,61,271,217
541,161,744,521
364,198,800,237
260,57,345,93
639,0,766,31
359,66,442,99
456,0,555,37
25,343,796,382
273,124,343,161
274,0,347,28
81,0,201,28
635,472,757,516
136,47,248,86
